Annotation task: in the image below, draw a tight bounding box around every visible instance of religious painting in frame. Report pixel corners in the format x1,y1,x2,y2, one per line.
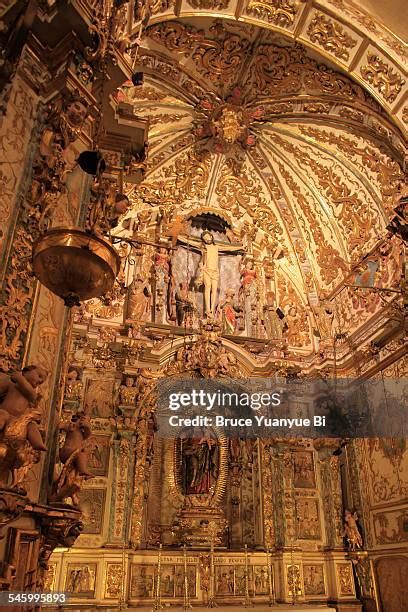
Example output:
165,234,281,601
84,378,115,418
296,498,321,540
88,435,111,476
253,565,270,596
174,565,197,598
130,564,155,598
65,563,97,598
77,488,106,534
293,451,316,488
303,564,326,596
215,565,234,596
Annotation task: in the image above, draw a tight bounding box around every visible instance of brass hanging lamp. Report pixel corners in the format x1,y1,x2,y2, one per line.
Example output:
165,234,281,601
32,228,121,307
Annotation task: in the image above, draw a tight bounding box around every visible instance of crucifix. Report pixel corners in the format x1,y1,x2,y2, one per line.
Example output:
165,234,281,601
177,230,244,317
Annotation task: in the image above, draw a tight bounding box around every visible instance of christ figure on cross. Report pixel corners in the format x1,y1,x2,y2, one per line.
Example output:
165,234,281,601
177,230,244,317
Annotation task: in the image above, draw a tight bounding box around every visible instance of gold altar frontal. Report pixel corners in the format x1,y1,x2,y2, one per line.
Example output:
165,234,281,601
48,548,357,608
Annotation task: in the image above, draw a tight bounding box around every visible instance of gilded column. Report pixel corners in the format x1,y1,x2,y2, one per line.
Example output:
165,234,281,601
316,442,344,549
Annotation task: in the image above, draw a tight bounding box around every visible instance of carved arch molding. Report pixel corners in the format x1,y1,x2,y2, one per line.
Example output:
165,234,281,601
133,0,407,133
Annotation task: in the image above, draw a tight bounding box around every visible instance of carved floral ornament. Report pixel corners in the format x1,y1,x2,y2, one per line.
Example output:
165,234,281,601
307,13,357,61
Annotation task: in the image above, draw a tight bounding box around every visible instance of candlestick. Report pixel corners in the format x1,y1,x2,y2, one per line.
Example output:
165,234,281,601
207,527,218,608
183,544,192,610
151,543,163,611
266,548,275,606
243,544,253,607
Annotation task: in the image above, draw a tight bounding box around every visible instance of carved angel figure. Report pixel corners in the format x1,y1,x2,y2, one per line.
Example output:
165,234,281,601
344,509,363,551
0,366,48,490
50,411,93,506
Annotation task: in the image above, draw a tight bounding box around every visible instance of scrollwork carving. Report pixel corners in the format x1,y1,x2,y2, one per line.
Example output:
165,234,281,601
307,13,357,61
361,54,405,103
246,0,301,28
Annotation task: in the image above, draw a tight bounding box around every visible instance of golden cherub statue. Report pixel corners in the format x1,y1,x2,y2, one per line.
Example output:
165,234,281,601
49,410,93,506
343,509,363,551
0,366,48,491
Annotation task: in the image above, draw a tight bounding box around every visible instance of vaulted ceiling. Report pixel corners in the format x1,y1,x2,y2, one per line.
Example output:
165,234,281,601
120,12,404,300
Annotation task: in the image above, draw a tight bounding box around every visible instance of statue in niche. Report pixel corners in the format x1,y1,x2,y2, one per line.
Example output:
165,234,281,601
263,291,284,340
239,258,258,335
180,428,219,495
154,246,172,324
343,510,363,551
127,276,151,322
177,230,243,317
65,369,83,402
50,411,93,506
175,281,196,327
119,376,138,406
217,288,239,334
0,366,48,489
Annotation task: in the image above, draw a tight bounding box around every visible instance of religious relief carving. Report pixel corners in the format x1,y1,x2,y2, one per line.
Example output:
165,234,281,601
360,54,405,103
1,89,90,372
293,451,315,488
337,562,354,596
296,498,321,540
307,13,357,61
303,564,325,595
0,366,48,491
49,412,93,506
168,335,242,379
65,563,96,598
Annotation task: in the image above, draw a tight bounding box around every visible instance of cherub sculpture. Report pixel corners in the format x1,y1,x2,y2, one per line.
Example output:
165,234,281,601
50,411,93,506
0,366,48,491
344,509,363,551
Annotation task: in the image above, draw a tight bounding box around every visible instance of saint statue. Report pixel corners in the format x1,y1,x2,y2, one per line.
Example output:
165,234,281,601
217,288,239,334
177,230,243,317
239,258,258,335
343,509,363,551
127,277,151,322
180,428,219,495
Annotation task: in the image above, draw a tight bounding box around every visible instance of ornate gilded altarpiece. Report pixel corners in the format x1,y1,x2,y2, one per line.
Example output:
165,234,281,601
1,0,406,608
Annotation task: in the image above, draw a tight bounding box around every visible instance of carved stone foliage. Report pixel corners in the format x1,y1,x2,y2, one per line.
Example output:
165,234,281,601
0,76,37,265
104,562,123,598
0,489,27,539
147,21,252,87
187,0,230,7
37,511,83,590
360,54,405,103
246,0,302,28
307,13,357,61
0,90,89,371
